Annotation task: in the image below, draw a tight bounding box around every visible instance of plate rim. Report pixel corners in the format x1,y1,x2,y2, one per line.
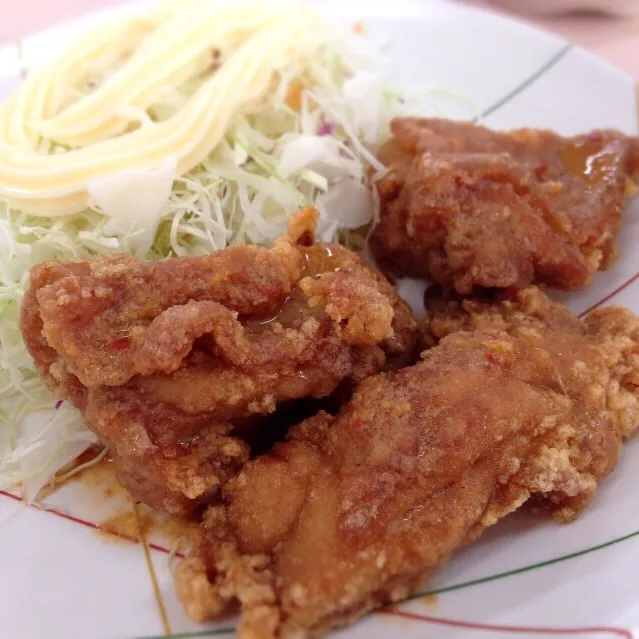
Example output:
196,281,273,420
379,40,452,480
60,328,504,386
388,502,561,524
0,0,636,89
1,2,638,639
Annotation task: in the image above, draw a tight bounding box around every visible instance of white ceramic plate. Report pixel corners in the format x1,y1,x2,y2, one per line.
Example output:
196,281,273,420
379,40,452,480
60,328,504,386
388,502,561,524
2,1,639,638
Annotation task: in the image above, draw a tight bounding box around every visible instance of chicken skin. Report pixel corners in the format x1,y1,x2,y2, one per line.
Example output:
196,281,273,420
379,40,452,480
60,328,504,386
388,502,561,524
175,287,639,637
371,117,639,293
20,208,419,516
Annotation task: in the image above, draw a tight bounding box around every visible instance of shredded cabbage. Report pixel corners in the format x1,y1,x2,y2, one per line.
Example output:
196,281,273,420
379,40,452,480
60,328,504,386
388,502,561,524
0,20,410,500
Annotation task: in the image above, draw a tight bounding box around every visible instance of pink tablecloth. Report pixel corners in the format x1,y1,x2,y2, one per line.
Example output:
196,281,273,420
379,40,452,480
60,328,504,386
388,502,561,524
1,0,639,80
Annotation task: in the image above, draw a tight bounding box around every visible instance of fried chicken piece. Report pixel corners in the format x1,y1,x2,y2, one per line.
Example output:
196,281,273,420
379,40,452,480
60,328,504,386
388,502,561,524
21,208,419,515
175,287,639,637
371,117,639,293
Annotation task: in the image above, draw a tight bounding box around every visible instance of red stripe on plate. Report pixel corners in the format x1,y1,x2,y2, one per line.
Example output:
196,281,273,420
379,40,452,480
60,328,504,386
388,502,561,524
1,494,633,636
0,489,174,555
578,271,639,318
384,609,633,637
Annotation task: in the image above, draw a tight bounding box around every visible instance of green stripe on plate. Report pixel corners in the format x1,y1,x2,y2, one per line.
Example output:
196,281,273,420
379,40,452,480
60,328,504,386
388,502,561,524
137,528,639,638
408,527,639,601
474,43,572,123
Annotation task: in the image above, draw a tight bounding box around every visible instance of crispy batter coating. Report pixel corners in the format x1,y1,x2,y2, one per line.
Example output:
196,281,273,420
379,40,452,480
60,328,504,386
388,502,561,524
21,209,419,515
176,287,639,637
371,117,639,293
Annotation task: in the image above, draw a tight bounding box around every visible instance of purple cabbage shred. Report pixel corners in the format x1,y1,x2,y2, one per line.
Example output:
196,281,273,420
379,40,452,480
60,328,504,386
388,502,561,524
317,119,334,136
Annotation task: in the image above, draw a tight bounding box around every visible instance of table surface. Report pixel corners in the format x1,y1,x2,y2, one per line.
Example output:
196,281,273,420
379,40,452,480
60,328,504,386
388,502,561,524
1,0,639,80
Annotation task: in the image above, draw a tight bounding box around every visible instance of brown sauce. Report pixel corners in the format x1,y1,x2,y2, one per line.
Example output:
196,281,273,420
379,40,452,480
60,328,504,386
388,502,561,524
301,244,341,276
244,242,358,332
245,287,325,332
97,502,198,549
560,135,617,185
63,455,198,549
98,509,150,543
420,593,438,606
64,452,128,501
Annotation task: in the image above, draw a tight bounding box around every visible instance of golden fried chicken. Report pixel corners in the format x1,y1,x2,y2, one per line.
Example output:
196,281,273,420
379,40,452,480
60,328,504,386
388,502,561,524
20,208,419,516
175,287,639,637
371,117,639,293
